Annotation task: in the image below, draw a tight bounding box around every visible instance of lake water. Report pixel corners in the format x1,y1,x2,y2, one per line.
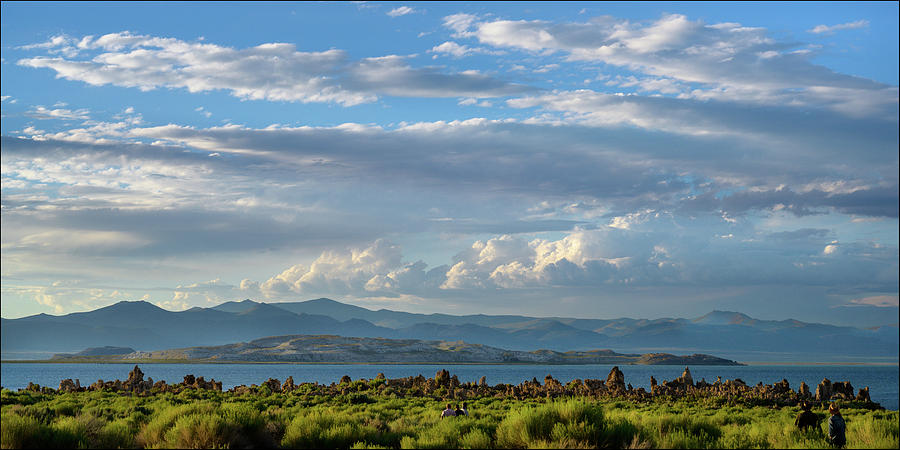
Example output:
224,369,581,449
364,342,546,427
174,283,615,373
2,363,897,410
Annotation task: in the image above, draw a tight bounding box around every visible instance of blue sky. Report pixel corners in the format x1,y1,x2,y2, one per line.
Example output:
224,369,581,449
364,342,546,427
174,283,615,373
1,1,897,327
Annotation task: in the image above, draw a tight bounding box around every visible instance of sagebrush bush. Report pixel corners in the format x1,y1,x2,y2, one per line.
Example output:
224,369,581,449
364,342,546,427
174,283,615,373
136,402,215,447
1,413,53,449
163,413,238,449
281,410,381,449
495,400,604,448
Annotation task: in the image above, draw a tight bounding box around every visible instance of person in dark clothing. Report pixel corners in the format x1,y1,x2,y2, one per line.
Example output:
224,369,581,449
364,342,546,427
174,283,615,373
454,403,465,417
828,403,846,448
795,402,820,432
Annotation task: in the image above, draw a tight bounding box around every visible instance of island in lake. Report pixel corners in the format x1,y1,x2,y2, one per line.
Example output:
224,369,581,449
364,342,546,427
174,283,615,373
49,334,743,365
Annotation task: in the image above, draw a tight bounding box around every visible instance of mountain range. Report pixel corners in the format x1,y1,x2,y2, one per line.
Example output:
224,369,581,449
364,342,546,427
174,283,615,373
2,298,897,362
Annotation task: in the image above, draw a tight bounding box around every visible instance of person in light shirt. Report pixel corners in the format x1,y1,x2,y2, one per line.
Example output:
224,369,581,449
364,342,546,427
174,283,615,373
440,403,456,419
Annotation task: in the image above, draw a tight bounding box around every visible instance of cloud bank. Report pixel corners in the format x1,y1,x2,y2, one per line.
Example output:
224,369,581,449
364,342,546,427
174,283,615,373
18,32,531,106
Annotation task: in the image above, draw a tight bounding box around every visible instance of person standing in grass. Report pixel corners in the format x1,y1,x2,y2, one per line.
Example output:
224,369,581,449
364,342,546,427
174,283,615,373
828,403,846,448
795,402,819,432
441,403,456,419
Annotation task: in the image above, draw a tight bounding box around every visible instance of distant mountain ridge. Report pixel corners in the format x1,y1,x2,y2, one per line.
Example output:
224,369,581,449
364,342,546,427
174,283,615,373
3,298,897,363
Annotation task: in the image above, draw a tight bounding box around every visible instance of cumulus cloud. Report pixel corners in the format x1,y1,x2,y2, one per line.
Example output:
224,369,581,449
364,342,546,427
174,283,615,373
447,13,897,117
235,227,897,301
441,233,627,289
241,233,631,297
18,32,531,106
252,239,435,298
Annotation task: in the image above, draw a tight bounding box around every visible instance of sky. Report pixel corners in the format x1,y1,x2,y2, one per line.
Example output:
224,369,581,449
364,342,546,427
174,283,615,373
1,1,898,327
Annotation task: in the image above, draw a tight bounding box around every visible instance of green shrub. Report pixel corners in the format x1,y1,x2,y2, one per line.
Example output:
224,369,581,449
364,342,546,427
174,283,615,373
137,402,215,447
846,413,900,449
97,419,136,449
348,394,375,405
600,417,642,448
50,416,87,448
163,413,238,449
459,428,492,449
49,400,80,417
2,386,897,449
282,410,381,449
495,400,603,448
1,412,54,449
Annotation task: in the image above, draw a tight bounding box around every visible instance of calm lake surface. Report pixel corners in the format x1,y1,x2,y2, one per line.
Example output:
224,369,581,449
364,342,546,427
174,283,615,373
2,363,897,410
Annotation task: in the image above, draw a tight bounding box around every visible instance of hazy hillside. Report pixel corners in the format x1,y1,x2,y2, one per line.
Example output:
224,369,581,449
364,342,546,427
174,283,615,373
55,334,741,365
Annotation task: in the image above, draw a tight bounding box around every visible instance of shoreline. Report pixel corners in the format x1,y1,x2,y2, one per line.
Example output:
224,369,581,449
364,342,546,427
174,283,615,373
742,361,899,366
2,359,897,366
0,359,741,365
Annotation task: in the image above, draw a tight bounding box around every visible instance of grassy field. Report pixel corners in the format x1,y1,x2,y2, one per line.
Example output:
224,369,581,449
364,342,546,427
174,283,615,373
1,387,897,449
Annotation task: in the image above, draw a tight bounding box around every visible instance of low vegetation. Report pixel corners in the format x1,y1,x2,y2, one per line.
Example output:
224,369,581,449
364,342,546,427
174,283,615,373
2,386,897,449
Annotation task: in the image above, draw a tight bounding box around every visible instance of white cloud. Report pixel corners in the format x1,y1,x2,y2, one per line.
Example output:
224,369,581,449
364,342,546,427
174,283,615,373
387,6,415,17
256,239,429,297
430,41,473,58
155,299,191,311
608,209,657,230
533,64,559,73
195,106,212,118
34,291,66,314
447,13,897,118
429,41,504,58
809,20,869,34
443,13,479,38
18,32,529,106
28,105,90,120
7,108,893,224
234,223,900,297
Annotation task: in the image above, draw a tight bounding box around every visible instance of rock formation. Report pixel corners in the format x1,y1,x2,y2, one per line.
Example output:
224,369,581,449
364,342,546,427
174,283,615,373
856,386,871,402
24,365,884,410
832,381,854,400
798,382,811,400
606,366,626,393
816,378,832,402
282,376,296,392
679,367,693,387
